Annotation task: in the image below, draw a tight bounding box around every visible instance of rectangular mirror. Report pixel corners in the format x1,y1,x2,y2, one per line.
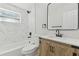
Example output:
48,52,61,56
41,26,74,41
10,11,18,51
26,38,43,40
47,3,78,30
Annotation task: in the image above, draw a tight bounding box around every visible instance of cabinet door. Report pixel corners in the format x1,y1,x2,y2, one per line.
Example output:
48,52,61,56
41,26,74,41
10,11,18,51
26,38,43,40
55,44,74,56
40,39,50,56
50,41,75,56
74,49,79,56
48,42,56,56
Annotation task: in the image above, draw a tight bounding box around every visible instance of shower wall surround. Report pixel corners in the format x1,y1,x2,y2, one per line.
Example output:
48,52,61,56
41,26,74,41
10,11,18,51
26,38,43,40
0,3,28,46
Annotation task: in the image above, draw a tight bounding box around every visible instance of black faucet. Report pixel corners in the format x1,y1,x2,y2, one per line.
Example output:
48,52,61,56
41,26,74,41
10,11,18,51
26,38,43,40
56,29,62,37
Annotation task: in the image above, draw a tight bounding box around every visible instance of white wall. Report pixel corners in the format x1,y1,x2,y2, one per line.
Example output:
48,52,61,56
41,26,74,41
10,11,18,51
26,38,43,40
28,4,39,45
0,3,29,46
36,3,54,35
11,3,36,35
35,3,79,39
11,3,39,45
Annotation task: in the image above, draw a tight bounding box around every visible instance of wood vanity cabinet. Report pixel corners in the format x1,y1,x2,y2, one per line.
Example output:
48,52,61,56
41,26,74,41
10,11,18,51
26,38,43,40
39,38,75,56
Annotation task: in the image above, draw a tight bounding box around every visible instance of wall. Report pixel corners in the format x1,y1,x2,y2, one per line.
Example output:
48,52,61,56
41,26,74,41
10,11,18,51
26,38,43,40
11,3,39,45
35,3,79,39
0,3,28,46
28,4,39,45
35,3,54,36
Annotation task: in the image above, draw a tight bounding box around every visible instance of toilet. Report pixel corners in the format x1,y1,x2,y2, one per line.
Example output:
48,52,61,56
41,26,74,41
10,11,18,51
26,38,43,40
21,38,39,56
22,44,38,56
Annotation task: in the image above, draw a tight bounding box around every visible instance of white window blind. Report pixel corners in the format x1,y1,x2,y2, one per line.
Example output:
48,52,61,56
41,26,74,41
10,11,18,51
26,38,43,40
0,8,21,23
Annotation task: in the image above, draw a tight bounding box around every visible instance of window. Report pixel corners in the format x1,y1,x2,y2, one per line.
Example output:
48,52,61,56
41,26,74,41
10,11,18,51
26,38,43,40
0,8,21,23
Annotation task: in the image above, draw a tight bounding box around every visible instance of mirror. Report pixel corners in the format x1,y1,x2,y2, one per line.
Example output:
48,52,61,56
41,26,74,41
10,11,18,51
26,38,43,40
47,3,78,30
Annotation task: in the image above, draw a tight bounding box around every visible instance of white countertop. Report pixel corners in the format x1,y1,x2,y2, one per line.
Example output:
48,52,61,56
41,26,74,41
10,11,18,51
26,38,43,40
40,35,79,47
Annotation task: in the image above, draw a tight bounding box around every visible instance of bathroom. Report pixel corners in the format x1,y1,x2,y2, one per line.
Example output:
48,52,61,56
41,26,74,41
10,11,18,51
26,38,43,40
1,1,79,58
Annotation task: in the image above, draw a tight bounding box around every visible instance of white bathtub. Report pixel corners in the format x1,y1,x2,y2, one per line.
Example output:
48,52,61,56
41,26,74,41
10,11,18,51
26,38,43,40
0,41,25,56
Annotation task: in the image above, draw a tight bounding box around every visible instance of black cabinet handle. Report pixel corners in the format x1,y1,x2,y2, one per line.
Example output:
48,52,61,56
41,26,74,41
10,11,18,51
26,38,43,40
49,46,51,52
49,46,54,53
73,53,77,56
51,46,54,53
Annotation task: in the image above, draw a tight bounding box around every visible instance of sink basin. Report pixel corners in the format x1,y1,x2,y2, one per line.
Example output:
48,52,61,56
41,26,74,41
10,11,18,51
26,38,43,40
46,35,71,39
45,35,62,39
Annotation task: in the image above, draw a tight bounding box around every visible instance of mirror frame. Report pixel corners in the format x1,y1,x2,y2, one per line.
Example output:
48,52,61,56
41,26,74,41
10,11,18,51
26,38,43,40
47,3,79,31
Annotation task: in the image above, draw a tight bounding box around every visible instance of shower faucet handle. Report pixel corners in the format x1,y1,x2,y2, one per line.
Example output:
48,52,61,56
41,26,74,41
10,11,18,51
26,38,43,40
29,32,32,36
28,32,32,38
28,36,31,38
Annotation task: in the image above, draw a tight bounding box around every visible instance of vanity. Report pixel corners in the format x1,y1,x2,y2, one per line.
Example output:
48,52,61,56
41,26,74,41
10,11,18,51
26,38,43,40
37,3,79,56
38,36,79,56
